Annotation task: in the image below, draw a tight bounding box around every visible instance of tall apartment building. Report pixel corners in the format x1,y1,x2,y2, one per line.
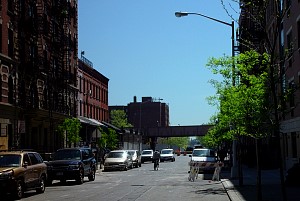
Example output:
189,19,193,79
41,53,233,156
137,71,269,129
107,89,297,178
0,0,78,152
77,57,109,145
239,1,300,169
278,1,300,168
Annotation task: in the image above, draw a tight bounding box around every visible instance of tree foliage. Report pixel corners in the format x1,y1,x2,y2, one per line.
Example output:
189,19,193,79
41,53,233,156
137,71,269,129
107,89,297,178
57,117,82,145
159,137,189,149
98,127,119,150
110,110,132,128
203,50,271,146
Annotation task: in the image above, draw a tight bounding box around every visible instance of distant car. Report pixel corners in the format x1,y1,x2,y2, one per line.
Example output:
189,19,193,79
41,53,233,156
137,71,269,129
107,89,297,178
141,150,153,163
0,151,47,199
185,147,194,154
104,150,133,171
160,149,175,162
46,147,96,185
127,150,142,168
190,148,217,172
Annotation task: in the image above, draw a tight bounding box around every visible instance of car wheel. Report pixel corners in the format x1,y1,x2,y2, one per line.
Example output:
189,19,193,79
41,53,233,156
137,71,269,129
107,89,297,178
46,178,53,186
36,175,46,193
76,169,84,184
14,180,23,200
88,167,96,181
139,162,142,167
135,161,139,168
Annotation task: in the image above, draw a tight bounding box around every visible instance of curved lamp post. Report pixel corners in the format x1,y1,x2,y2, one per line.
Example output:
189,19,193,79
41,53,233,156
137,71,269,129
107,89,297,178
175,11,237,179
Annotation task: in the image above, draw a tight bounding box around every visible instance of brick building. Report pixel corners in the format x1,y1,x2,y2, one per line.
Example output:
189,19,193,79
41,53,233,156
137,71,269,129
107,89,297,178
239,1,300,169
77,57,109,145
127,96,169,132
0,0,78,152
278,1,300,168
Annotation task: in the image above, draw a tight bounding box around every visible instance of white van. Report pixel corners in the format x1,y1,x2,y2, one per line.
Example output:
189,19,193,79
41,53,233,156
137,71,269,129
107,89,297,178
190,148,216,172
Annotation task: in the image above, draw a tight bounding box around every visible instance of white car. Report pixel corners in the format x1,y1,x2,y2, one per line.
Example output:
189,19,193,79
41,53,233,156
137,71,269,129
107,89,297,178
141,150,153,163
160,149,175,162
127,150,142,168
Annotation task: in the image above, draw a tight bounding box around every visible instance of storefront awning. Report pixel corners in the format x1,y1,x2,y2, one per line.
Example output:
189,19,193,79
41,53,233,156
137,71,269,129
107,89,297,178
78,116,104,127
101,121,122,132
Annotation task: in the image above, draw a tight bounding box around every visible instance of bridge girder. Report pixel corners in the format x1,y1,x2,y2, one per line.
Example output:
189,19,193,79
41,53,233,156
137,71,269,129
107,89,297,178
144,125,213,137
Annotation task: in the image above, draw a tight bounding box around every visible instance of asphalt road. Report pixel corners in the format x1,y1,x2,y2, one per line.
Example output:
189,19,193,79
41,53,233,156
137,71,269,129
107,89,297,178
16,155,230,201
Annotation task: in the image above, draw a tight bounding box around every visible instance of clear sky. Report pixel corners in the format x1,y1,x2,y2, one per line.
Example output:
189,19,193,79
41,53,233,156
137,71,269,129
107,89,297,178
78,1,239,126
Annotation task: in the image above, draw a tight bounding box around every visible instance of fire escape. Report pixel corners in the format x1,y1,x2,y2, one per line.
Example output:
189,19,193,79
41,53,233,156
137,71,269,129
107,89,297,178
14,0,78,151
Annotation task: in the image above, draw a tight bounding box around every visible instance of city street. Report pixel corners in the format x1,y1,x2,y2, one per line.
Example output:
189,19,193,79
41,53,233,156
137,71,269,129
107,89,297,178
18,155,230,201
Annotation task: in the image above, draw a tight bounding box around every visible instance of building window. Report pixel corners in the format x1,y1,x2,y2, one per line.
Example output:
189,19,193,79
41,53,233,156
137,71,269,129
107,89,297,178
291,132,297,158
79,76,82,92
287,31,293,67
8,76,13,104
286,0,291,18
8,29,13,57
0,74,2,102
83,78,85,94
79,100,82,116
288,81,295,106
7,0,13,13
0,23,2,53
297,20,300,51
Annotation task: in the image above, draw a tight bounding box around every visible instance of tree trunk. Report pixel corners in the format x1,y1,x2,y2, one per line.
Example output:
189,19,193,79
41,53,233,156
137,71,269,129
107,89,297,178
256,138,262,201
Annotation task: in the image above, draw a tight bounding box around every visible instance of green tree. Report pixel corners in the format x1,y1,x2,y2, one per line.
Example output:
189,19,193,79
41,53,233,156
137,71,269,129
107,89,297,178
97,109,132,151
159,137,189,149
205,50,270,142
57,117,82,147
205,50,271,194
98,127,119,150
110,110,132,128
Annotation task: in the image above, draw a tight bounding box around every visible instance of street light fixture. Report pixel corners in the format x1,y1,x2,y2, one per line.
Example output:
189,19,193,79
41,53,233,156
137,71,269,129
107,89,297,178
175,12,235,80
175,11,237,178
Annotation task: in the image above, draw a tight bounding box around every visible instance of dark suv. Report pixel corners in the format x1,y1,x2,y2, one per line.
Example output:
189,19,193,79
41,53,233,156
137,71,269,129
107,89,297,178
0,151,47,199
46,147,96,185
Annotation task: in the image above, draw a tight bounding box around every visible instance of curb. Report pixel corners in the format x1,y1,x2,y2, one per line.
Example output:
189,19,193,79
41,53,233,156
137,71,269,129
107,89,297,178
221,179,245,201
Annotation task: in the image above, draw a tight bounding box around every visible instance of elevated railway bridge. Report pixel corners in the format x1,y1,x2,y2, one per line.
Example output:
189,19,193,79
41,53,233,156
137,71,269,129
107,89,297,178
143,125,213,150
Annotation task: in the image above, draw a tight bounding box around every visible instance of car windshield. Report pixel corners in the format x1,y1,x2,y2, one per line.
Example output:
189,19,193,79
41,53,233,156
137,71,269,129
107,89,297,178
53,150,81,160
161,150,173,154
192,149,215,157
128,151,135,156
107,152,125,158
0,155,21,167
142,151,152,155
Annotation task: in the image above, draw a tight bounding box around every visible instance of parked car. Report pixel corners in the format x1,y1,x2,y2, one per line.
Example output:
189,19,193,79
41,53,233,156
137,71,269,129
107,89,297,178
0,151,47,199
160,149,175,162
45,147,96,185
103,150,133,171
127,150,142,168
141,150,154,163
189,148,217,172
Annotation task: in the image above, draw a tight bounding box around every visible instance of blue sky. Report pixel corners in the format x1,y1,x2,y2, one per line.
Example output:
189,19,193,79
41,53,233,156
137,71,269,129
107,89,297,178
78,1,239,126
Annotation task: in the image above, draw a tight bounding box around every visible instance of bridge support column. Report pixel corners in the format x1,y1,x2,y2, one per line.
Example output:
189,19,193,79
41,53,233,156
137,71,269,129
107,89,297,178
150,137,156,151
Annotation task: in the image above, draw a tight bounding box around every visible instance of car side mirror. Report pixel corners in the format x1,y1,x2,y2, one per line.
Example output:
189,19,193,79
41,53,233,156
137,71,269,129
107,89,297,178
83,153,89,159
23,161,28,167
189,155,192,157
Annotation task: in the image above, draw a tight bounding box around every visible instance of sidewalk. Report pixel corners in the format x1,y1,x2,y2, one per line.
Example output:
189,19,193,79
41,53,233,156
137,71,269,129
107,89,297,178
220,166,300,201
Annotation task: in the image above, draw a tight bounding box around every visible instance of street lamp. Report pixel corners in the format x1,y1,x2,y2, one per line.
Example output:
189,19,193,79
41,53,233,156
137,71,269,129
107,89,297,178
175,12,235,77
175,11,237,178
